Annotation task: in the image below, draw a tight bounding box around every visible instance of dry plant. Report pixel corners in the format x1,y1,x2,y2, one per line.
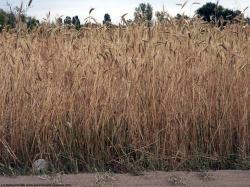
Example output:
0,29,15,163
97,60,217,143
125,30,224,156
38,172,64,184
0,20,249,174
95,171,116,186
197,172,215,181
168,174,186,185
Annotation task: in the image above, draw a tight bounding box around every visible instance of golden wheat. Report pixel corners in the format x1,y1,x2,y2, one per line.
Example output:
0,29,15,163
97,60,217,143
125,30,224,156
0,22,249,173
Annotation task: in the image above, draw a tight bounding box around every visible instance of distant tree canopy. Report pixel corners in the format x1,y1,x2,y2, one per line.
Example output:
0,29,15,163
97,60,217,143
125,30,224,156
27,17,39,30
1,2,249,32
103,13,111,25
64,16,72,25
0,9,16,28
0,8,39,31
246,17,250,24
175,13,189,20
72,16,81,29
155,8,170,23
0,9,7,29
134,3,153,23
56,17,63,26
0,10,6,31
196,2,241,22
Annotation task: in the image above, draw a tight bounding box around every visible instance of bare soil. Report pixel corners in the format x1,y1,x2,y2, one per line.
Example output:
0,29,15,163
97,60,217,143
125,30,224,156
0,170,250,187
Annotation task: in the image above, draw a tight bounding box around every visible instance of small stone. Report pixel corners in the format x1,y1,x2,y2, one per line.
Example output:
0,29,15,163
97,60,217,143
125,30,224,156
32,159,49,174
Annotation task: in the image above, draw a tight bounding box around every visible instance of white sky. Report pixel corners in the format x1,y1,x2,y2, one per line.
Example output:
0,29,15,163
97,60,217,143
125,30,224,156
0,0,249,23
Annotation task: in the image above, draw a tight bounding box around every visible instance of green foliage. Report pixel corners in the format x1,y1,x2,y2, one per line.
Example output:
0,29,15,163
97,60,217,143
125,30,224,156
0,9,7,26
246,17,250,25
134,3,153,23
64,16,72,25
0,10,6,32
175,13,189,20
0,9,16,29
72,16,81,30
0,8,39,31
7,12,16,28
27,17,39,30
56,17,63,26
103,13,111,25
196,2,241,22
155,9,169,23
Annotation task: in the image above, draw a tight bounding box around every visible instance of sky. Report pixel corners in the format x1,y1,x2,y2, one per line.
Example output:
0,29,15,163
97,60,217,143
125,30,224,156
0,0,249,23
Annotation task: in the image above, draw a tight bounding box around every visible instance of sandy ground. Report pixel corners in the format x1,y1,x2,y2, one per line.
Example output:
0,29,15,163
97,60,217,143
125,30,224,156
0,170,250,187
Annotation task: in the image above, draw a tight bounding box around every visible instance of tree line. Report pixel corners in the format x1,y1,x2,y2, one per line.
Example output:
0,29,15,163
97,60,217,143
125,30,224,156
0,2,249,31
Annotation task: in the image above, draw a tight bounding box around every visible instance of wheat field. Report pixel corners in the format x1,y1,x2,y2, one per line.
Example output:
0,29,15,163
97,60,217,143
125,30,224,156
0,21,249,174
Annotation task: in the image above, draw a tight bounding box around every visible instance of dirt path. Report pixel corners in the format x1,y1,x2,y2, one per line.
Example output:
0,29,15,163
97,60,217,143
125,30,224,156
0,170,250,187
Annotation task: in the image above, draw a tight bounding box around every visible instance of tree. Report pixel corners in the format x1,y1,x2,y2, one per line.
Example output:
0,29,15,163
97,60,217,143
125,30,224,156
0,9,7,26
246,17,250,25
0,8,16,28
72,16,81,30
0,9,6,31
14,6,26,23
196,2,241,22
56,17,63,26
103,13,111,25
134,3,153,23
175,13,189,20
0,7,39,31
6,12,16,28
64,16,72,25
155,7,170,23
27,17,39,30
